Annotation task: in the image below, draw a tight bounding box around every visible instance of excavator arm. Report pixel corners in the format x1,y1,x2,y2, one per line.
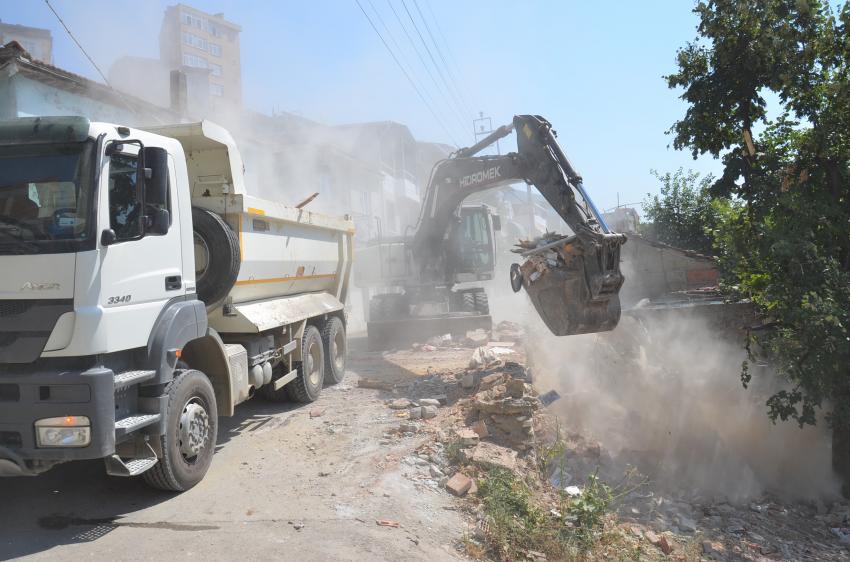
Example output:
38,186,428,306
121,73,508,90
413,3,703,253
412,114,626,336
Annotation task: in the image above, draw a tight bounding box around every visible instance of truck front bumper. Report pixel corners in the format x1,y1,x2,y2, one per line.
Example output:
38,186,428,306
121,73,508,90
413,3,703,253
0,365,115,475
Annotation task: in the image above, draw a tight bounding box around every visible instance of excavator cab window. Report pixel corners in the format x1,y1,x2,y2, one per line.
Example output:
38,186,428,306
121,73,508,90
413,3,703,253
452,207,494,274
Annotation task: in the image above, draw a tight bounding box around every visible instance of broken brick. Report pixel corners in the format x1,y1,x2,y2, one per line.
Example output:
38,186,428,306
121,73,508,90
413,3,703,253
445,473,473,496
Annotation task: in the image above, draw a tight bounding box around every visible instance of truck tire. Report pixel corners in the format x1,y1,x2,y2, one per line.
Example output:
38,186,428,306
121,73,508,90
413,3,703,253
462,291,476,312
322,316,346,385
285,325,325,403
192,207,241,306
143,370,218,492
473,291,490,315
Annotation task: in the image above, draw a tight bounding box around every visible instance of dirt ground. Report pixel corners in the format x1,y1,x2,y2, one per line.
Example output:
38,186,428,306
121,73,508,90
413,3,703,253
4,334,850,562
0,337,471,562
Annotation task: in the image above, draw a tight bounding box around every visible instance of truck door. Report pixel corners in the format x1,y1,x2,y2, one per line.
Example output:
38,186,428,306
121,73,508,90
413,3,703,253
96,146,184,351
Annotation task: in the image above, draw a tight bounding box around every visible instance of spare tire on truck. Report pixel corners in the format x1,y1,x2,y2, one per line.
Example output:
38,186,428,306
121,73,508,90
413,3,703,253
192,207,241,306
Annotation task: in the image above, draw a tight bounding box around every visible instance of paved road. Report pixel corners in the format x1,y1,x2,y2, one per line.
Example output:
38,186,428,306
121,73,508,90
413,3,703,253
0,345,466,561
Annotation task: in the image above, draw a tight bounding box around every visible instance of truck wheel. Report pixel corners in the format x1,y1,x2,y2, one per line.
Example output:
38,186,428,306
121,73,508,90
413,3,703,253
322,317,346,385
192,207,241,306
474,291,490,315
143,370,218,492
286,325,324,403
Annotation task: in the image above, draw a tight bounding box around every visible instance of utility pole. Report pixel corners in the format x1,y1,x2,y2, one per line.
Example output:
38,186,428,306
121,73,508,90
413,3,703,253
473,112,534,238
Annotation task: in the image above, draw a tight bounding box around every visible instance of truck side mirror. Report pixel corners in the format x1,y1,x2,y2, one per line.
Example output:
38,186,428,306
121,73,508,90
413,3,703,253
143,147,169,208
148,207,170,235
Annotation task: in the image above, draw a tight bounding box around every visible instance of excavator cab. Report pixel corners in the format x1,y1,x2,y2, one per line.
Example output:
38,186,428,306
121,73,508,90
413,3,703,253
447,205,499,283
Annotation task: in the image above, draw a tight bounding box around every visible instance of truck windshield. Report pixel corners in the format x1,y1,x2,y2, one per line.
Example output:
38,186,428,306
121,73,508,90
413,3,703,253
0,141,95,255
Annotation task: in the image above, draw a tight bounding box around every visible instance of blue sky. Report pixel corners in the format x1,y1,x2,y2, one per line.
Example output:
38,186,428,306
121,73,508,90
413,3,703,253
2,1,721,212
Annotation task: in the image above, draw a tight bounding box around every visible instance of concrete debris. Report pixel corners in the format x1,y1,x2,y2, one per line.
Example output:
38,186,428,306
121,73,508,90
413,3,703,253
388,399,412,410
429,465,445,478
470,442,518,472
309,407,326,418
421,405,438,419
418,398,441,407
506,378,525,398
479,373,504,391
375,519,400,528
469,346,498,369
446,473,473,497
408,407,422,419
455,428,480,447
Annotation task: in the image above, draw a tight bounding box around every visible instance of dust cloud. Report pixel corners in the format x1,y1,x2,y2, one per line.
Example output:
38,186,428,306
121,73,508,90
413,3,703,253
498,286,841,503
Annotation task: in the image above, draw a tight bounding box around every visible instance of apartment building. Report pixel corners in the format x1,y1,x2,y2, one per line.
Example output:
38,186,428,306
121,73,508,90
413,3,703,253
159,4,242,108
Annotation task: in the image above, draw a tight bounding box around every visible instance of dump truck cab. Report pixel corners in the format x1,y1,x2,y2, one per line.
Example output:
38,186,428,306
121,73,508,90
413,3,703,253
0,116,354,490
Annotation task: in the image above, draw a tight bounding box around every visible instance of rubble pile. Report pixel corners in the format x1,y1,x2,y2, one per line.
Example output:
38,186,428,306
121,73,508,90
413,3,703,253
514,232,577,284
468,373,539,451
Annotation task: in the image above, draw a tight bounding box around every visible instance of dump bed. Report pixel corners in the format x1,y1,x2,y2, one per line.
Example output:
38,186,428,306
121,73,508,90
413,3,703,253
145,121,354,335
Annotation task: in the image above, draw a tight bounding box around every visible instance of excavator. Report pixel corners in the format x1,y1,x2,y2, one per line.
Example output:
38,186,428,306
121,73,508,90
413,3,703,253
356,115,626,349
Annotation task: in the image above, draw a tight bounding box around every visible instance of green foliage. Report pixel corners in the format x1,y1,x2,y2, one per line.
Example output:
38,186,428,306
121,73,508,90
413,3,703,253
642,168,719,254
565,473,613,535
668,0,850,428
476,467,617,560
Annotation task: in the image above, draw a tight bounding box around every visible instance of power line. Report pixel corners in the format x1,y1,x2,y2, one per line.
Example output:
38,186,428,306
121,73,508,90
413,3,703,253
365,0,447,134
44,0,111,87
422,0,483,118
411,0,476,119
354,0,459,145
43,0,148,120
401,0,471,133
385,0,468,139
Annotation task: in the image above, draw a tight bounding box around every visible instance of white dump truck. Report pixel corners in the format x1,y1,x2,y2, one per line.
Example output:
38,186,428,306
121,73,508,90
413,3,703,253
0,116,354,490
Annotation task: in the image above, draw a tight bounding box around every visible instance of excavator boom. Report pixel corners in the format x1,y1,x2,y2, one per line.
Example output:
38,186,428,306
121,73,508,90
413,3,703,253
412,115,626,336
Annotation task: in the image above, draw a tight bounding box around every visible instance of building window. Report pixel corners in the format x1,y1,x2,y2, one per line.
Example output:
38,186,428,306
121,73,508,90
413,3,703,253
210,83,224,97
209,43,222,57
182,32,207,51
181,11,206,31
182,54,208,69
209,63,222,77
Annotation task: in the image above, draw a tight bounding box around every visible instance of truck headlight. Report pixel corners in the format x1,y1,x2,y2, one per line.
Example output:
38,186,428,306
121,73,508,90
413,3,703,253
35,416,91,448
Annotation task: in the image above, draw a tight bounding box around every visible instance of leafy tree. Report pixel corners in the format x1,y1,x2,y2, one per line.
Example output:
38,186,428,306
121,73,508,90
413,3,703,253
667,0,850,430
641,168,718,255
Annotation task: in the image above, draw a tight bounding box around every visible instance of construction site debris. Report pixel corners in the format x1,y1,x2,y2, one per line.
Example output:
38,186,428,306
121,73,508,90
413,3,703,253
455,428,480,447
375,519,400,528
470,442,518,472
469,346,498,369
445,473,473,497
388,399,412,410
421,405,438,419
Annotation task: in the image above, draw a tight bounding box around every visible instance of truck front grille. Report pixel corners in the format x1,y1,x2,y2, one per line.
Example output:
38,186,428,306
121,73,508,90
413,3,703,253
0,300,34,318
